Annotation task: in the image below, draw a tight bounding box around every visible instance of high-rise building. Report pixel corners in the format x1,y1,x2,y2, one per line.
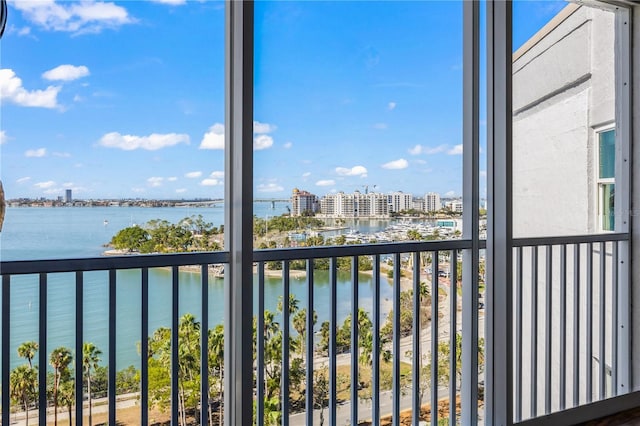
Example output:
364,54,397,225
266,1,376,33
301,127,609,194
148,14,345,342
318,190,389,218
65,189,72,203
387,191,413,213
291,188,318,216
424,192,441,212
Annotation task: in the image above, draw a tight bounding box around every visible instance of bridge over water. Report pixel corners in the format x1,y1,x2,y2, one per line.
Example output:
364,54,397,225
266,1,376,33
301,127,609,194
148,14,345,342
174,199,290,207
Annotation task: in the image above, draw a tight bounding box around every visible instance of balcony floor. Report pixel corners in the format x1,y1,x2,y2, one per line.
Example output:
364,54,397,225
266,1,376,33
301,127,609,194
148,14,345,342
585,407,640,426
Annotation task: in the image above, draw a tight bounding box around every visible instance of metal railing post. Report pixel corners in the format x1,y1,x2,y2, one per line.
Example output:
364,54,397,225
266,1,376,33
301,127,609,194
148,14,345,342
224,1,254,425
485,0,513,424
462,0,480,424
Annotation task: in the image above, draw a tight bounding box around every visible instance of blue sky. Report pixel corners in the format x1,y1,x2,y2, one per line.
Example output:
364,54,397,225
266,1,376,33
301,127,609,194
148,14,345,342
1,0,566,200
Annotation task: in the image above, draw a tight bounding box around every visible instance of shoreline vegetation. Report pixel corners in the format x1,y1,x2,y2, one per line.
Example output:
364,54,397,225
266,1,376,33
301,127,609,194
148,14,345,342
104,213,464,284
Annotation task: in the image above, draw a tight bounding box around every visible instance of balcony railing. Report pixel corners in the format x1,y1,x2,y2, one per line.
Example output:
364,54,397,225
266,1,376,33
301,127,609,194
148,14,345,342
0,233,632,425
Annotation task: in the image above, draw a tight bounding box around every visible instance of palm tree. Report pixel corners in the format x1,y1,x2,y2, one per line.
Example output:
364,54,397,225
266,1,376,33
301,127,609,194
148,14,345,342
17,341,39,369
10,365,37,425
208,325,224,426
50,347,73,426
58,379,75,426
82,342,102,426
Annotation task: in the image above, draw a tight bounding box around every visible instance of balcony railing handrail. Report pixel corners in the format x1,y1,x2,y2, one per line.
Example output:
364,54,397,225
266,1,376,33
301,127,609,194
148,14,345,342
0,251,230,275
512,232,629,247
0,232,629,275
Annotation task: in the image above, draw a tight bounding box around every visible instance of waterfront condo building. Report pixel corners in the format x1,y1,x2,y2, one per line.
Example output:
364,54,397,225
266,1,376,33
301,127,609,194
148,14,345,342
290,188,318,217
424,192,442,212
318,190,389,218
387,191,413,213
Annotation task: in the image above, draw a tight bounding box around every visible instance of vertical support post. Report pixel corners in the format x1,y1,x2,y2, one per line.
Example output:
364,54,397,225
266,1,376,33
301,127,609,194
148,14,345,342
224,1,254,425
306,259,315,426
141,268,149,426
461,0,480,424
329,258,338,426
283,261,291,425
485,0,513,424
350,256,359,426
372,255,381,425
109,269,117,426
200,264,209,426
75,271,84,425
2,275,10,426
171,266,179,426
39,273,48,424
613,5,631,395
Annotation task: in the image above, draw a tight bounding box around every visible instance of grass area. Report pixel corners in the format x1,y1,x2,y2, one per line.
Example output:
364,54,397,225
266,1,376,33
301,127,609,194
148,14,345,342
334,360,413,401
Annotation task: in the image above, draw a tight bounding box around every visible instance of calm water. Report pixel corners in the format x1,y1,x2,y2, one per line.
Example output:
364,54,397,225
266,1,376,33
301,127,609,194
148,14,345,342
1,205,394,370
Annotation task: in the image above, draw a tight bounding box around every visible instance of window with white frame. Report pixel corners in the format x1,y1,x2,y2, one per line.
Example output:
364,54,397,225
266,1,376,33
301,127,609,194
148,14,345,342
597,128,615,231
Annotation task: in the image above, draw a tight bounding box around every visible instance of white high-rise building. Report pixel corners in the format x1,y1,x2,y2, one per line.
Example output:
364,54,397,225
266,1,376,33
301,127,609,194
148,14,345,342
318,191,389,218
387,191,413,213
424,192,441,212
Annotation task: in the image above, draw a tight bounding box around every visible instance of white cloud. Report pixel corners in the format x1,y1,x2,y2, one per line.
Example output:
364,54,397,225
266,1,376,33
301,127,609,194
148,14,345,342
199,123,225,150
25,148,47,157
335,165,368,177
0,130,8,145
52,152,71,157
257,183,284,193
373,123,388,130
99,132,189,150
283,141,293,149
0,69,60,108
254,134,273,150
209,171,224,179
147,177,164,187
382,158,409,170
34,180,56,189
62,181,74,187
445,190,456,197
254,121,277,134
17,177,31,183
150,0,187,4
167,176,178,182
447,144,463,155
388,101,396,110
42,65,90,81
185,171,202,179
408,144,448,155
316,179,335,187
201,178,222,186
18,26,31,36
73,94,83,102
10,0,134,34
176,188,187,193
302,172,311,178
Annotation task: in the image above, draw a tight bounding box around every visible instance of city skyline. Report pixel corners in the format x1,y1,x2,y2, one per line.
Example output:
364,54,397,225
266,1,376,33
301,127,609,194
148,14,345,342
1,0,566,200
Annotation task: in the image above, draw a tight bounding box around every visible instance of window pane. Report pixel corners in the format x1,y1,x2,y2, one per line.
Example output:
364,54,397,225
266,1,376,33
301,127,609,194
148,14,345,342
601,183,615,231
599,129,615,179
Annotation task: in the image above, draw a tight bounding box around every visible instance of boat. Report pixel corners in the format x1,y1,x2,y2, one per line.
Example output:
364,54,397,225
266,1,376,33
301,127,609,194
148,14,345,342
103,219,109,226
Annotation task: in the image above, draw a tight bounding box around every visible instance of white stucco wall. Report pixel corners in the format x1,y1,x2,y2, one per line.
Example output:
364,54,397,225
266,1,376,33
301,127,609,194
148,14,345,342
513,5,615,238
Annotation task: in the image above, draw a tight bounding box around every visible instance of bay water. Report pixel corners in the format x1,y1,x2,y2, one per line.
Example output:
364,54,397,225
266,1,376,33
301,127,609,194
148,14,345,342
1,204,395,370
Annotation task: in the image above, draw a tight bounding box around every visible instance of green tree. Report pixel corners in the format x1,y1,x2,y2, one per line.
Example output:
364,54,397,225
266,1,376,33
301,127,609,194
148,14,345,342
83,342,102,426
110,226,150,252
58,379,75,426
10,365,37,425
50,347,73,426
208,325,225,426
17,341,39,369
